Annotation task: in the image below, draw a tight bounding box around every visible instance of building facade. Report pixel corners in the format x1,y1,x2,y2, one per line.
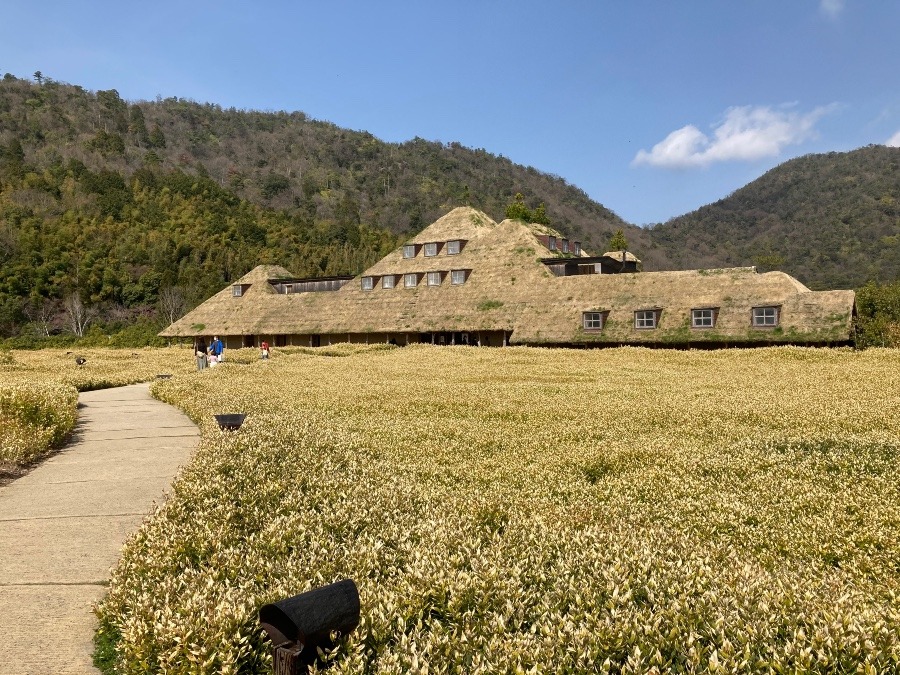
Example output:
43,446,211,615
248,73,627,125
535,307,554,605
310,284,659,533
160,207,856,348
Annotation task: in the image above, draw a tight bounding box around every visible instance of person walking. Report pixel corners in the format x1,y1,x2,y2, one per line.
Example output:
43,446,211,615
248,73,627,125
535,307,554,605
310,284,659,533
210,335,224,363
196,339,208,371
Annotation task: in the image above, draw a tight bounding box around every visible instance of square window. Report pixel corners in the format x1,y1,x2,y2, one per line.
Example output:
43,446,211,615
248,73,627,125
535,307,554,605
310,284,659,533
548,236,557,251
427,271,442,286
424,242,438,257
232,285,243,297
692,308,716,328
634,310,658,329
583,311,605,330
447,240,461,255
451,269,467,285
361,276,374,291
403,244,417,259
752,306,779,326
404,273,418,288
382,275,395,289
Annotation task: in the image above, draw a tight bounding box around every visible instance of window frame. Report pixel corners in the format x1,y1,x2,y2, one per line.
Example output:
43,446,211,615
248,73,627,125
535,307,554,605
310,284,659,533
691,307,717,328
574,241,582,256
446,240,461,255
548,235,557,251
752,306,780,327
361,276,375,291
582,311,606,331
450,269,468,285
404,273,418,288
232,284,244,297
634,309,659,329
426,271,442,286
381,275,395,289
424,242,438,257
402,244,417,259
562,239,569,254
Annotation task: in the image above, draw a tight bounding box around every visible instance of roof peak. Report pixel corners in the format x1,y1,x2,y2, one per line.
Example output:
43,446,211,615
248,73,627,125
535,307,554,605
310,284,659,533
408,207,498,243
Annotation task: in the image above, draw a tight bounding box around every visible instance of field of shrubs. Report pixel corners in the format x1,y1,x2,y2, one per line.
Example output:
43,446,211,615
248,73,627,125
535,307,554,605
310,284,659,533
79,344,900,673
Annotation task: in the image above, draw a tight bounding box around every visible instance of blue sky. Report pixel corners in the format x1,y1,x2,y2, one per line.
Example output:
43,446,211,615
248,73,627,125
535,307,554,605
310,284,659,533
2,1,898,225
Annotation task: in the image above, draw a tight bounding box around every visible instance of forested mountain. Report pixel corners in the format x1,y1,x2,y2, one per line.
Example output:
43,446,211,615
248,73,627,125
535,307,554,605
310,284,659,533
0,74,648,337
2,73,899,342
647,146,900,289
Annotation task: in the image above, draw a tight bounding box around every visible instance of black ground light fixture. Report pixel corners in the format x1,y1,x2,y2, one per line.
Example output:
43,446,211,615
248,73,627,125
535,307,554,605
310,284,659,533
259,579,360,674
213,413,246,431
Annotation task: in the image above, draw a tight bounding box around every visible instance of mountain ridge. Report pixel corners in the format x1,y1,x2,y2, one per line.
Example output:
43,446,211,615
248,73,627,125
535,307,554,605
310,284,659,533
2,73,899,339
646,145,900,289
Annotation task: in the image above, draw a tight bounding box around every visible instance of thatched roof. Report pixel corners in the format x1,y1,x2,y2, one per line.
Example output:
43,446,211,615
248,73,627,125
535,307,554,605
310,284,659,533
512,267,853,345
161,207,855,345
405,207,498,244
601,250,641,263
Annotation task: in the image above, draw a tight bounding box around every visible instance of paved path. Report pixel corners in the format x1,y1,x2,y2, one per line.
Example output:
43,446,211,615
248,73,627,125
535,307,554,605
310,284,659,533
0,383,199,674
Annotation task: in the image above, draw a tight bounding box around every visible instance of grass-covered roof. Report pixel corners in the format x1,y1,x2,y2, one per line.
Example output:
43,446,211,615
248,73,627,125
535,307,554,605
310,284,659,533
161,207,855,345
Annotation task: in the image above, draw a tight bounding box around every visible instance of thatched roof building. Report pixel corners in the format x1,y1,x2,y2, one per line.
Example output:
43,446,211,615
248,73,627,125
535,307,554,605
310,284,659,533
161,207,855,348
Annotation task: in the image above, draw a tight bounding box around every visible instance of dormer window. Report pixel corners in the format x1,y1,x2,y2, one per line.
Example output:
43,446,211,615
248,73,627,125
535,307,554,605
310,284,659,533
232,284,247,297
424,242,438,257
404,273,418,288
634,309,660,329
451,269,468,285
692,308,717,328
403,244,417,259
562,239,569,254
548,236,557,251
426,271,442,286
382,275,396,289
574,241,582,255
361,276,375,291
583,311,606,330
752,306,780,327
447,240,462,255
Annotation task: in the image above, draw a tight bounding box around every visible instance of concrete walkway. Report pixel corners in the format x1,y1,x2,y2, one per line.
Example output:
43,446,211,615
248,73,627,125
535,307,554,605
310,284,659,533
0,383,199,674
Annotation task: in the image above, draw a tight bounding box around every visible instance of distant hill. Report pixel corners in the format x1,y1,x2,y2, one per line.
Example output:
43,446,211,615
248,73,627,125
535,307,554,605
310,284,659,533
0,74,649,336
2,73,899,340
646,146,900,289
0,74,640,246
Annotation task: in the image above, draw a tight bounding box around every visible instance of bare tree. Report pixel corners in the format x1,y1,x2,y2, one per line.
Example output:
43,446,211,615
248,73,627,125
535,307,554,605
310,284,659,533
158,286,186,325
24,296,57,337
63,292,94,337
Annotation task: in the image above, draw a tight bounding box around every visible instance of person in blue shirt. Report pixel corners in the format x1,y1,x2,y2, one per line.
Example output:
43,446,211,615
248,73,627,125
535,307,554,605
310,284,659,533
209,336,224,363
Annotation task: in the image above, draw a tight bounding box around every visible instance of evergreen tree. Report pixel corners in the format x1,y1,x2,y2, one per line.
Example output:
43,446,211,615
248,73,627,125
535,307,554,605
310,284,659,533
148,124,166,149
608,229,628,251
532,202,550,225
505,193,532,222
128,105,150,146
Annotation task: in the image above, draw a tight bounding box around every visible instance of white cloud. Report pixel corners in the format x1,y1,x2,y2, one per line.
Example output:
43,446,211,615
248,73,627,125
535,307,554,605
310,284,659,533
820,0,844,18
632,104,835,169
887,130,900,147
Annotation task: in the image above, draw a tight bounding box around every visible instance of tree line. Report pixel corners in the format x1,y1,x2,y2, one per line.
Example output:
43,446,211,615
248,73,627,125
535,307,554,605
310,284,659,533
1,73,899,346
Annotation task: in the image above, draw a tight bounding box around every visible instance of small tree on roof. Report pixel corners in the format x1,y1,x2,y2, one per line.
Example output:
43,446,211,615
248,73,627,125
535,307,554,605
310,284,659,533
608,229,628,251
505,193,531,222
531,202,550,225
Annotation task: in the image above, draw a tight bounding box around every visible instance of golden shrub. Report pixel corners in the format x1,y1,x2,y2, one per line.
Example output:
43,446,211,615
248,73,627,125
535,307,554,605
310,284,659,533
25,344,900,672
